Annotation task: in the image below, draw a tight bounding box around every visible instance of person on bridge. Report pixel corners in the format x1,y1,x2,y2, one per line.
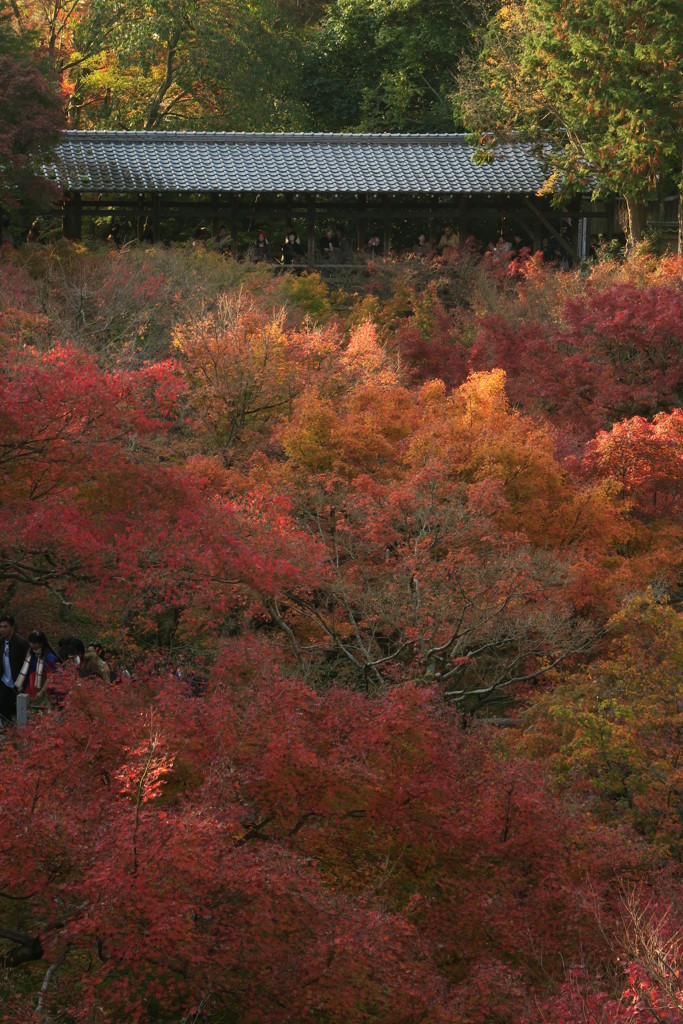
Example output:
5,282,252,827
282,230,304,265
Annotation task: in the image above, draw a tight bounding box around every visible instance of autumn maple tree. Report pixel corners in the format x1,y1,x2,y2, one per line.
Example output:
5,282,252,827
0,243,681,1024
521,592,683,853
0,333,327,649
0,647,652,1024
9,0,305,130
256,363,627,703
0,2,64,204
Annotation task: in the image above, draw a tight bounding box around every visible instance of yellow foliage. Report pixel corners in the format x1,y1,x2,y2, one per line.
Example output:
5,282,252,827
281,389,338,472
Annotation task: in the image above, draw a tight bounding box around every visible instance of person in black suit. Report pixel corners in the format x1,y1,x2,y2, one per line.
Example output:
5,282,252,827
0,614,29,723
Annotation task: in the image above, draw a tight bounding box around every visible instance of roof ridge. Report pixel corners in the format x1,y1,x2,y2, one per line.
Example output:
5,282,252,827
61,130,472,146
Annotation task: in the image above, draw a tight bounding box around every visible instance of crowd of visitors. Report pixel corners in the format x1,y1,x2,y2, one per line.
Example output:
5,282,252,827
236,223,512,265
0,613,131,727
232,223,583,267
2,209,622,266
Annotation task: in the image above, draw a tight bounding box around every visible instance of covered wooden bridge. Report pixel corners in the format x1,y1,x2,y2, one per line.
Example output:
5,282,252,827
46,131,579,261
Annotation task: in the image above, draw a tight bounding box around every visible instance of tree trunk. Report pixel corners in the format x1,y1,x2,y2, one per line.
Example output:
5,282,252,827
144,30,181,130
624,196,648,255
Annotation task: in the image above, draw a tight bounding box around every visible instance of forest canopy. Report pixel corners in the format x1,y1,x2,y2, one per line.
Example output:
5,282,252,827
0,240,681,1023
0,1,682,1020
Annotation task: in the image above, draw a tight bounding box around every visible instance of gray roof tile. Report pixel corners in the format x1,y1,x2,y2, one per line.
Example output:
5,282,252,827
45,131,545,195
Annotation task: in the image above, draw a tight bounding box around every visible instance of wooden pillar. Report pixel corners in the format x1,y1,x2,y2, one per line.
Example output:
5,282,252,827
357,196,367,251
136,193,145,241
459,195,468,245
529,196,542,251
568,201,581,261
306,194,316,268
61,195,70,239
211,192,219,238
151,193,161,242
62,192,82,240
428,204,436,245
231,195,239,257
73,192,82,240
382,195,392,257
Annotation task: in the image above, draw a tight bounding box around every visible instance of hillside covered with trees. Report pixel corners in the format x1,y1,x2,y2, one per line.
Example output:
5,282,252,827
0,1,681,1021
1,240,681,1023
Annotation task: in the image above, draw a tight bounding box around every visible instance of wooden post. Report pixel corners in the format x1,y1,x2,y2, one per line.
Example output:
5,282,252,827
136,193,145,241
231,195,239,257
151,192,161,242
569,202,582,261
459,195,468,245
382,195,392,257
16,693,29,729
211,192,219,238
306,194,316,268
63,192,82,240
357,196,367,251
61,196,70,239
73,192,82,240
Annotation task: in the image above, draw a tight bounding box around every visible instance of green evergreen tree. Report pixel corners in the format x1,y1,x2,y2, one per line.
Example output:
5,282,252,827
458,0,683,252
301,0,491,133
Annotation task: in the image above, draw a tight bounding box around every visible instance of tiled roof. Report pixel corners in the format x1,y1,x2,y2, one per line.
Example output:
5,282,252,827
46,131,545,195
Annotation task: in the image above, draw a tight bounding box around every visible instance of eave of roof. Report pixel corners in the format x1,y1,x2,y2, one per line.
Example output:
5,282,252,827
45,130,546,196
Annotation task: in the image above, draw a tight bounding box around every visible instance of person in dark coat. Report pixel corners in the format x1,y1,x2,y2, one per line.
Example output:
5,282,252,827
319,227,338,259
365,235,381,258
0,614,29,723
281,230,304,265
335,226,352,263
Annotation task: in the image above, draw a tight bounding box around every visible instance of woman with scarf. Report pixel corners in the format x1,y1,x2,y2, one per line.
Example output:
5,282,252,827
14,630,59,704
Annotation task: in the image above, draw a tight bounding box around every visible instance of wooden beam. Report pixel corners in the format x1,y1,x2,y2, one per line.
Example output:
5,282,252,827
357,196,367,251
211,192,219,238
509,213,537,250
523,197,573,259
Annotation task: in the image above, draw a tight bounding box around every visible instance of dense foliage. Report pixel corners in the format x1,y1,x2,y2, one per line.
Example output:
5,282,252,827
0,243,681,1022
299,0,491,132
457,0,683,248
8,0,489,131
0,2,65,204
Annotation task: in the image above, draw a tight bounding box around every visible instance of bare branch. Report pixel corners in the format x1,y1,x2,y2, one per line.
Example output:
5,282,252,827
36,945,70,1015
